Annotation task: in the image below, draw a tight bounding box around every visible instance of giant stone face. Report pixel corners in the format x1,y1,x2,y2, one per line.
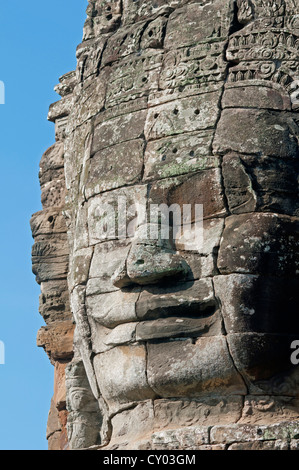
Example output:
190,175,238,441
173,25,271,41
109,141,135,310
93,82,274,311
60,0,299,449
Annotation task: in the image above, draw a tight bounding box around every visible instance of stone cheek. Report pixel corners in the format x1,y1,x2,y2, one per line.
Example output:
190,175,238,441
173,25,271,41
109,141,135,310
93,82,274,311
214,275,299,335
32,0,299,451
93,345,156,414
227,333,299,395
166,169,227,219
222,153,299,216
87,185,148,246
217,213,299,277
87,240,131,295
86,289,140,329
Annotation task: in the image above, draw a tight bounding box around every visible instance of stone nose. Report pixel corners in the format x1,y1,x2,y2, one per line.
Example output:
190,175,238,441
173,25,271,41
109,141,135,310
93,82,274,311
112,241,189,288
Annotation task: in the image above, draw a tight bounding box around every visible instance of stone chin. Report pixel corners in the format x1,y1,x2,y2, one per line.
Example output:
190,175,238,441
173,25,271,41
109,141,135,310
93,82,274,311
85,272,299,416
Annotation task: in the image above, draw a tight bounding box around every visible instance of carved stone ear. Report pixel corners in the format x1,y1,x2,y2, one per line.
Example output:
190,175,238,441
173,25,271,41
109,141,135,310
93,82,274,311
237,0,254,24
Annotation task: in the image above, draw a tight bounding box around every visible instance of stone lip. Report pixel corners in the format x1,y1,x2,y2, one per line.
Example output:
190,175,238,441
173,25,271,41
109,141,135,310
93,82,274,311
136,284,217,319
135,313,220,342
87,278,219,339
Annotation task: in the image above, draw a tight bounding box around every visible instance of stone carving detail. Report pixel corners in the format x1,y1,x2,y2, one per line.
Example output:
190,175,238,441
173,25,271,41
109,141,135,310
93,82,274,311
30,72,76,450
228,0,299,107
31,0,299,450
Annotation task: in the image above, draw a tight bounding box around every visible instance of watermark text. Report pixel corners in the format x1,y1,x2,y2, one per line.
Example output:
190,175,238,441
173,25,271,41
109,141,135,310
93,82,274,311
89,198,204,252
291,340,299,365
0,81,5,105
0,341,5,365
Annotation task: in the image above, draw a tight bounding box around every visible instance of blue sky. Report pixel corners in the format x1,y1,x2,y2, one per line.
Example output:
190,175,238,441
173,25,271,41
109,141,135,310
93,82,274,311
0,0,87,450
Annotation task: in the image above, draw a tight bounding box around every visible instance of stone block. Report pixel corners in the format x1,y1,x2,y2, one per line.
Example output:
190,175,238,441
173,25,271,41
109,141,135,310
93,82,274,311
218,213,299,277
93,345,156,413
147,336,246,398
213,109,298,158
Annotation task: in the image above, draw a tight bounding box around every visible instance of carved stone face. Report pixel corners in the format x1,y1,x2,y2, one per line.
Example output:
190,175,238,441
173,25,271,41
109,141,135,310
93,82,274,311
66,0,299,432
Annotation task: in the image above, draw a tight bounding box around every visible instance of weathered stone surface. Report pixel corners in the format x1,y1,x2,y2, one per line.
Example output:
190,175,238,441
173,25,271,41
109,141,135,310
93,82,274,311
213,108,299,158
228,440,289,450
32,255,69,284
93,345,156,413
153,396,244,428
164,1,234,50
210,421,299,445
91,109,147,154
39,280,71,324
222,153,257,214
223,85,292,111
147,337,246,398
54,71,76,98
32,234,69,260
290,440,299,450
101,22,158,66
167,169,227,219
84,139,144,198
143,131,218,180
66,360,103,449
105,52,163,108
159,43,227,91
136,279,216,321
147,170,227,220
86,288,140,328
126,244,188,286
47,432,63,451
109,401,155,448
69,71,110,127
47,398,61,440
30,209,67,237
151,426,210,450
87,185,148,245
222,153,299,216
144,92,221,141
227,333,299,395
87,240,131,295
32,0,299,451
54,362,67,410
218,213,299,277
31,93,73,447
39,142,64,186
37,321,75,362
239,395,299,425
40,178,67,209
136,312,222,342
48,94,74,123
68,247,93,292
104,322,137,347
176,217,224,257
214,275,299,335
